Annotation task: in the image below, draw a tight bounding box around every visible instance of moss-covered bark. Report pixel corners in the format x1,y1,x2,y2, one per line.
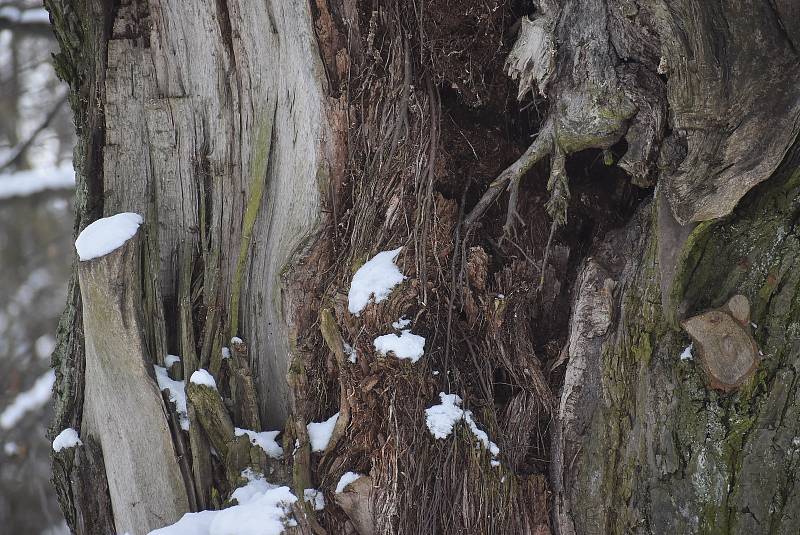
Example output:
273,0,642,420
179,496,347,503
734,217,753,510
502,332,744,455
562,149,800,534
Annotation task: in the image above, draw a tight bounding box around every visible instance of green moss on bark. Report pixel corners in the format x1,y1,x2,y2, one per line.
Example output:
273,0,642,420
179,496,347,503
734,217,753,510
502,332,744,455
570,151,800,534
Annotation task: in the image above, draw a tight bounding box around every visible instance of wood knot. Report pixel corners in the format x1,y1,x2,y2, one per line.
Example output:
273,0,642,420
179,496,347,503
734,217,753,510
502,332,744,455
681,294,759,392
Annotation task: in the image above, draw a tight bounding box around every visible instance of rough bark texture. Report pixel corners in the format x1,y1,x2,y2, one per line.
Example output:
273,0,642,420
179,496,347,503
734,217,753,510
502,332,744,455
553,151,800,535
45,0,800,534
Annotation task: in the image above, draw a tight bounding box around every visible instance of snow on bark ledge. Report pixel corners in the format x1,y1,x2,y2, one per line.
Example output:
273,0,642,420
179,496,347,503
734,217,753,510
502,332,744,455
373,330,426,363
335,471,364,494
52,428,82,452
234,428,283,459
154,365,189,430
74,212,143,261
425,392,501,462
190,369,217,390
347,247,405,315
307,412,339,452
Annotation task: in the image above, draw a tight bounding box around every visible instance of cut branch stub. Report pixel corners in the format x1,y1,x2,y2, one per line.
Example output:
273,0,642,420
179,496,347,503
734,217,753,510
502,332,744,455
77,218,189,535
681,295,760,392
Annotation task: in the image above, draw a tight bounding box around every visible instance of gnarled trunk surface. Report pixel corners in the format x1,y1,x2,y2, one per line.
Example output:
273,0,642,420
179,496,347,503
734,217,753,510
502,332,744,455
44,1,799,534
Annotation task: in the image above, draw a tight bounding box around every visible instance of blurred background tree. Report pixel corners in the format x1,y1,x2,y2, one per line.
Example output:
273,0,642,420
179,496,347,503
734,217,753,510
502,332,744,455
0,1,74,533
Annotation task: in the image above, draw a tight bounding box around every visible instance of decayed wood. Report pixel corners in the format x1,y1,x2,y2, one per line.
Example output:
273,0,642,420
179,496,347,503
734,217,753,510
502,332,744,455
52,435,116,535
319,308,350,453
552,206,652,535
78,228,189,535
229,338,262,431
185,380,236,460
187,403,213,510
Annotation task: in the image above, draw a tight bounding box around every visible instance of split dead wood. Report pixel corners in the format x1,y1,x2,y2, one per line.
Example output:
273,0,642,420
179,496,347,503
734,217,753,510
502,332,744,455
319,308,351,453
228,338,262,431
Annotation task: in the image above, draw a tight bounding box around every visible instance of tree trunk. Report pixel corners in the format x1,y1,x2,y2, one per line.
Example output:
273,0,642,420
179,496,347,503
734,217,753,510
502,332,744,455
44,1,799,534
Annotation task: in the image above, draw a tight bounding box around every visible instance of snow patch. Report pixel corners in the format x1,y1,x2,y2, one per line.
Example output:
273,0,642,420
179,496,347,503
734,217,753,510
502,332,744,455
0,370,55,429
4,442,19,455
680,344,694,361
221,347,231,359
335,471,364,494
53,428,82,452
392,316,411,329
149,472,297,535
463,412,500,457
75,212,143,261
155,365,189,430
343,343,357,364
307,413,339,452
190,369,217,390
425,392,500,461
373,330,425,363
303,489,325,511
424,393,464,439
348,247,405,315
235,428,283,459
165,354,181,367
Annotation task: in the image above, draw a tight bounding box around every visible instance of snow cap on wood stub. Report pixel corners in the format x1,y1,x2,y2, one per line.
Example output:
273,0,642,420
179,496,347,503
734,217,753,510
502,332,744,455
75,212,143,261
681,294,759,393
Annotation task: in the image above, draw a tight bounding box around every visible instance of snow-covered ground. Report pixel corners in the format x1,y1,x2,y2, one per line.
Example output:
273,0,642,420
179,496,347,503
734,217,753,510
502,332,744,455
149,471,297,535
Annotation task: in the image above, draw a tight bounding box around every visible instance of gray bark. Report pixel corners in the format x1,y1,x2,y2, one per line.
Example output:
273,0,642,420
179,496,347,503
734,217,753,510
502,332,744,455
78,228,189,534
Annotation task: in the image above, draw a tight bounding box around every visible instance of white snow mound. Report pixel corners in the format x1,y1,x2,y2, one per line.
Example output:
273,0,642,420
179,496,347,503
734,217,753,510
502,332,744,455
148,471,297,535
348,247,405,315
307,413,339,452
190,369,217,390
75,212,143,261
53,428,83,452
373,330,425,363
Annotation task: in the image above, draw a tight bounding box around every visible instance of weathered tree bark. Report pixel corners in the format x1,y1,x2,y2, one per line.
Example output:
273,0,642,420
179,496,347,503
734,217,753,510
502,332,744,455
45,1,799,534
78,227,189,533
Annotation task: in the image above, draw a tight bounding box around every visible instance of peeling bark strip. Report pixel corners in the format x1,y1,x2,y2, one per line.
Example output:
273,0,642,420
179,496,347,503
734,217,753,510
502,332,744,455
78,228,189,534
